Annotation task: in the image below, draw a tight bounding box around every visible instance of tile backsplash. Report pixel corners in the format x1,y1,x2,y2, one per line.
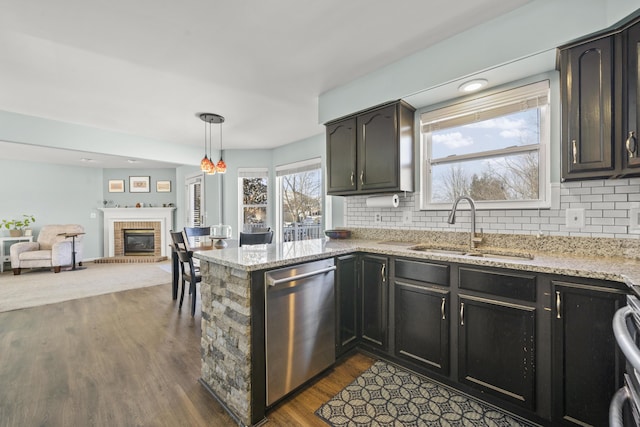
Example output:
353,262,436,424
345,177,640,240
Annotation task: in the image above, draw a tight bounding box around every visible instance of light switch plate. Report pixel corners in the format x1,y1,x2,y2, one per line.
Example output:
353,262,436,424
565,208,585,229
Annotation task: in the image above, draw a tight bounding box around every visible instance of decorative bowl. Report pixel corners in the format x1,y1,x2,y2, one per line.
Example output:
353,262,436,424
324,229,351,239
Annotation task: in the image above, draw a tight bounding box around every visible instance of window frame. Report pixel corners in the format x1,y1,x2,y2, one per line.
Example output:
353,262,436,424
275,158,323,243
419,80,551,211
237,168,269,233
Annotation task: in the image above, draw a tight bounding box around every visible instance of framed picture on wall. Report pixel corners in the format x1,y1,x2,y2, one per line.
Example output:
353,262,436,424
108,179,125,193
156,180,171,192
129,176,150,193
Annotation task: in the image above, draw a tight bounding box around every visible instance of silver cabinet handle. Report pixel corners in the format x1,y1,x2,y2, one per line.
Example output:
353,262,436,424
360,170,364,185
556,291,561,319
350,171,355,186
441,298,446,320
627,131,637,158
381,264,386,283
572,140,578,164
460,302,465,326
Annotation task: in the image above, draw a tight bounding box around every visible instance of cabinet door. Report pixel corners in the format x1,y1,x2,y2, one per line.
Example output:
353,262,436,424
560,37,615,180
357,104,398,192
360,255,388,350
395,282,449,374
552,281,627,426
326,117,357,195
336,254,359,357
458,295,536,410
624,21,640,171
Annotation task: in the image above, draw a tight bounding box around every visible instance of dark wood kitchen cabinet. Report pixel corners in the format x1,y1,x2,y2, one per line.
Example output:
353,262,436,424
360,254,388,350
457,267,537,411
551,280,627,427
559,14,640,180
325,100,415,195
335,254,359,357
458,295,536,411
559,37,615,180
394,260,450,375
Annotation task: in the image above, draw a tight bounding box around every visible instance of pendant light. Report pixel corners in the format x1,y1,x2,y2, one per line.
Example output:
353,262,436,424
215,117,227,174
199,113,224,174
199,114,212,173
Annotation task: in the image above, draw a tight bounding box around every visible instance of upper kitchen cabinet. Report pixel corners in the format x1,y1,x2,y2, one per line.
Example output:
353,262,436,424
558,14,640,181
325,100,415,196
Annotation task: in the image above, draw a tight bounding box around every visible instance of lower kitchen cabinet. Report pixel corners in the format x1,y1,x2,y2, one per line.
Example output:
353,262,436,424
551,280,627,426
458,295,536,411
395,281,450,374
336,254,359,357
360,254,388,350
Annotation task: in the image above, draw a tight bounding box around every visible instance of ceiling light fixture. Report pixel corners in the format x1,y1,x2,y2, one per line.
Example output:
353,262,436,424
199,113,225,174
458,78,488,93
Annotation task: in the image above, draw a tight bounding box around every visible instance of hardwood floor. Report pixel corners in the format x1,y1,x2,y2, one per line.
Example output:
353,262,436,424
0,283,374,426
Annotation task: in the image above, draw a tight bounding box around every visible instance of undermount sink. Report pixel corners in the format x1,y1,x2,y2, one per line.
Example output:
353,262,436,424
408,245,533,261
408,246,467,256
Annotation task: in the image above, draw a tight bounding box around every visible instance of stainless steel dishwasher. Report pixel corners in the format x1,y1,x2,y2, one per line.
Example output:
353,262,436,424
265,258,336,406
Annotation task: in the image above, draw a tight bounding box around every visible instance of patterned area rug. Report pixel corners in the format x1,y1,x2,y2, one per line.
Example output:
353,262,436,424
316,361,538,427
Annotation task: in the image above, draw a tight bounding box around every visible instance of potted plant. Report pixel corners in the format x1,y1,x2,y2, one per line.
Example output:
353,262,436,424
1,214,36,237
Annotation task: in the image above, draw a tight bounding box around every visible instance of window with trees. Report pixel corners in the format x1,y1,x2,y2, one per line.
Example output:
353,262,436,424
238,168,268,233
420,80,550,210
276,158,323,242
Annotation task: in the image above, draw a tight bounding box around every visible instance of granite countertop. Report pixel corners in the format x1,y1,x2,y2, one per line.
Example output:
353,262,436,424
194,238,640,288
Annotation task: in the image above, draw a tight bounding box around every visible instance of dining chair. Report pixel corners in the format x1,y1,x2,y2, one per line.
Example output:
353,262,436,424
239,231,274,247
170,230,189,251
183,226,211,250
171,241,201,316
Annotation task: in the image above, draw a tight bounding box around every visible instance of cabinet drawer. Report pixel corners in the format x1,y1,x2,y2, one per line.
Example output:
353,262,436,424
459,267,536,302
395,259,449,286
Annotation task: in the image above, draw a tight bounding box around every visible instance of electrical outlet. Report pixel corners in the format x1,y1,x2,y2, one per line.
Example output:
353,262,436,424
402,210,412,225
374,213,382,223
90,212,97,219
565,208,585,229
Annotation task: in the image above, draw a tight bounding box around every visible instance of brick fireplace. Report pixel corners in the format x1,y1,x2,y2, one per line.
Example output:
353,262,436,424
114,221,162,257
99,207,175,258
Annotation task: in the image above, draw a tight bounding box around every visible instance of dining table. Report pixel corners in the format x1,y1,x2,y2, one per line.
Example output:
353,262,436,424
170,236,237,300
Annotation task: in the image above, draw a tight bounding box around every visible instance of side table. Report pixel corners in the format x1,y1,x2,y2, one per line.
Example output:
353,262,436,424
0,236,34,273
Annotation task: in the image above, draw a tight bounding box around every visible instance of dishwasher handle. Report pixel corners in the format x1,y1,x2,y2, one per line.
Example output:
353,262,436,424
268,265,336,287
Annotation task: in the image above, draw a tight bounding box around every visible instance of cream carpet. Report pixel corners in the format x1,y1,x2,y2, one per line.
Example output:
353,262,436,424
0,261,172,313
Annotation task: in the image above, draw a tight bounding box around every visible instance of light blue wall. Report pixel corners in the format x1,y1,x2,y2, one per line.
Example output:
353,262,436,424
102,169,177,208
0,159,103,259
318,0,638,123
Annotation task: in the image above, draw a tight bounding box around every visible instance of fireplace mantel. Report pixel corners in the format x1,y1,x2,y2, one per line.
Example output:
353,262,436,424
99,208,175,257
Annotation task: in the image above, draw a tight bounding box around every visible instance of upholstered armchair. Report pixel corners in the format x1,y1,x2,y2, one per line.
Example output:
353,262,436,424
10,224,84,275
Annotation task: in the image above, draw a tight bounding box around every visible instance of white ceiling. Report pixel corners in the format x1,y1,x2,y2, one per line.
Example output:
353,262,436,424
0,0,531,167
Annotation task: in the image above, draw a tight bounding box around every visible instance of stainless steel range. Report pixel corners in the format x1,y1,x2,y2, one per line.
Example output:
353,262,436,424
610,293,640,426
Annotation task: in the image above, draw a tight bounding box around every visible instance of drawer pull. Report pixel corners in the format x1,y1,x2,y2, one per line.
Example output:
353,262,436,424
556,291,561,319
441,297,446,320
460,302,465,326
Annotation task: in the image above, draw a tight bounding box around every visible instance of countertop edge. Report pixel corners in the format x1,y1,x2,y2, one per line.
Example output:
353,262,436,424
194,238,638,288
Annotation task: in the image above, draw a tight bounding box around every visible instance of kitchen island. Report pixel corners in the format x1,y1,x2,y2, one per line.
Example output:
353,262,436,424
194,233,640,426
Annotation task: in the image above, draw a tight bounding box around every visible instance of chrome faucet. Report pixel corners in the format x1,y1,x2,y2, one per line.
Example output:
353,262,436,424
448,195,483,250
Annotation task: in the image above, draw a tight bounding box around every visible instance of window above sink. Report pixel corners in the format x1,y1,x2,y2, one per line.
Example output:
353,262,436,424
418,79,552,211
